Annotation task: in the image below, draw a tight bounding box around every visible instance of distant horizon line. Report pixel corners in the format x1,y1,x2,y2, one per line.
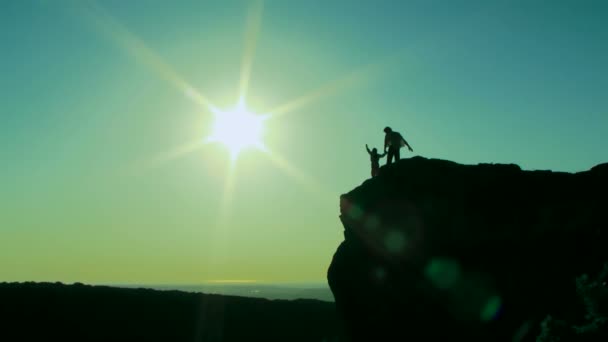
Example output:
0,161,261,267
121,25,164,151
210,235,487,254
109,281,329,286
1,280,330,286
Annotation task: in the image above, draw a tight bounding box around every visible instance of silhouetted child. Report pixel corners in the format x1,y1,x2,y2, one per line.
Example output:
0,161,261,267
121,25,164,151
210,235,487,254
366,144,386,177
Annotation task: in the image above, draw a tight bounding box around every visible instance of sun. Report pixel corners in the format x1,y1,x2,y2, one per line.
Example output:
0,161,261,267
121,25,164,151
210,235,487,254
206,101,268,161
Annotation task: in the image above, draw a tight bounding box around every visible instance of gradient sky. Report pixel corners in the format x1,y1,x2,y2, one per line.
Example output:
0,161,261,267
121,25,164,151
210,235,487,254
1,0,607,284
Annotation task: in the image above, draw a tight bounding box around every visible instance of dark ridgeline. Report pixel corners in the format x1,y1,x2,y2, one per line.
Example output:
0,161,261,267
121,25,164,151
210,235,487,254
328,156,608,341
0,282,338,341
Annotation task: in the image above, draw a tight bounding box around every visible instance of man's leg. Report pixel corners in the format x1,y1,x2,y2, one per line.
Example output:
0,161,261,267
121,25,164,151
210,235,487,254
386,149,394,165
395,148,401,161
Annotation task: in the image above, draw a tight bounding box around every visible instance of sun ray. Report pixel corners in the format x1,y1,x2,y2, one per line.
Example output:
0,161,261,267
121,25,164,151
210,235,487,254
267,51,408,121
217,160,238,228
238,0,264,103
76,0,214,109
260,148,338,201
147,140,206,168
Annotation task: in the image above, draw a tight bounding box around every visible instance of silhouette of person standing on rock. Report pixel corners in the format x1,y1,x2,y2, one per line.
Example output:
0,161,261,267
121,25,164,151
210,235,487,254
366,144,386,177
384,126,413,165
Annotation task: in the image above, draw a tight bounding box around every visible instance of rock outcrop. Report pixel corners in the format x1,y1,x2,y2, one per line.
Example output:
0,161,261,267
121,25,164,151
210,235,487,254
328,156,608,341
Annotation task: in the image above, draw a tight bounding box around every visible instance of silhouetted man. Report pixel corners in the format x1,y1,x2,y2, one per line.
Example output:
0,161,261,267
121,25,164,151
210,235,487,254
383,126,413,165
366,144,386,177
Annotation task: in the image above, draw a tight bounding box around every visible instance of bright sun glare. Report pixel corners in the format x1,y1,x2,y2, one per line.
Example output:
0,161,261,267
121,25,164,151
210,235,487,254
206,102,267,161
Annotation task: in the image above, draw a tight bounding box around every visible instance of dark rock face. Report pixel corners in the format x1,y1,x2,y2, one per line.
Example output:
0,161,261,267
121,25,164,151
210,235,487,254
328,156,608,341
0,282,338,342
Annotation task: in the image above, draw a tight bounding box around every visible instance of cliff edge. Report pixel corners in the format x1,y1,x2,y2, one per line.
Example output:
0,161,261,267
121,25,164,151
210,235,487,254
328,156,608,341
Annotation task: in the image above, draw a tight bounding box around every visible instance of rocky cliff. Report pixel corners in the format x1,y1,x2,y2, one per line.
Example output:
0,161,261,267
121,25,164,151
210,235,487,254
328,156,608,341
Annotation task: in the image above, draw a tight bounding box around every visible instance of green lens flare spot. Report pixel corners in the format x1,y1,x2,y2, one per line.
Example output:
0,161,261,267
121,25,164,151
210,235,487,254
347,205,364,220
384,230,407,254
424,258,461,290
480,295,502,321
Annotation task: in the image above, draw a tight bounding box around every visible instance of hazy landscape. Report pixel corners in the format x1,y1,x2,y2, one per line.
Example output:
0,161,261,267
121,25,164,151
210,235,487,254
115,282,334,302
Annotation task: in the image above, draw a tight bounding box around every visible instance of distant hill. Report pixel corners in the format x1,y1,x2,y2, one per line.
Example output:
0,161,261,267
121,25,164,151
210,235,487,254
328,156,608,341
0,282,338,342
116,283,334,302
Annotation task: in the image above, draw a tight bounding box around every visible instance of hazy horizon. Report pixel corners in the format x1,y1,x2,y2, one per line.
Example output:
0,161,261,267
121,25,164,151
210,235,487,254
81,281,333,302
2,0,607,285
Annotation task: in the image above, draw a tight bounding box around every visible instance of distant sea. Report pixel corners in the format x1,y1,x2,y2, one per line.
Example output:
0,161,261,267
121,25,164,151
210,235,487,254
110,282,334,302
